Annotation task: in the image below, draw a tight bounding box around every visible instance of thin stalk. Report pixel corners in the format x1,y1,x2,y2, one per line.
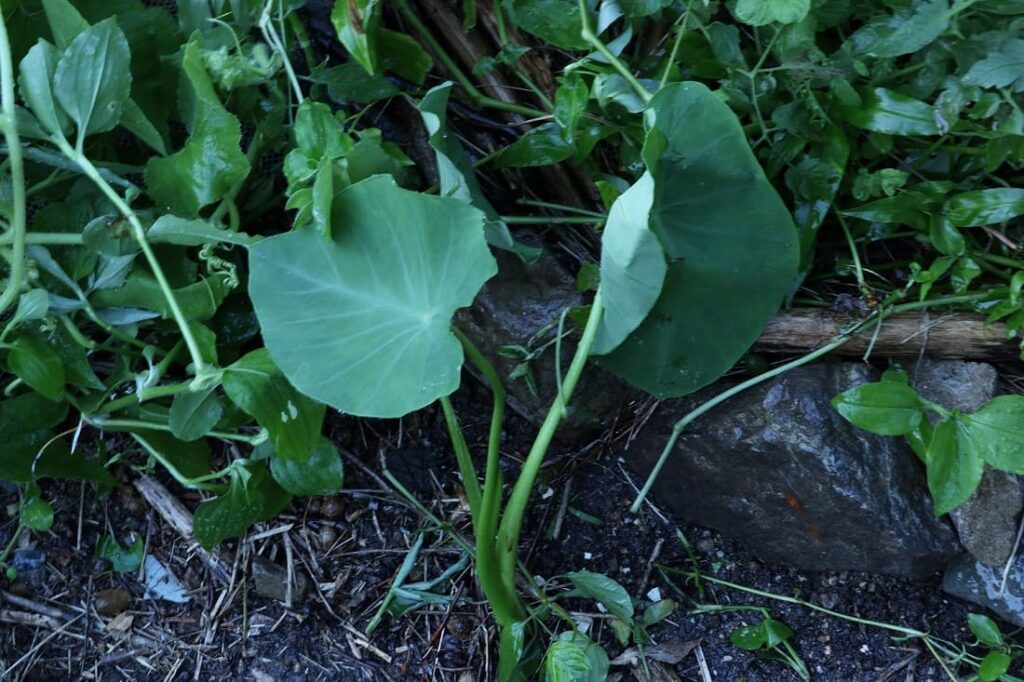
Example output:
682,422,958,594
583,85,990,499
660,0,695,89
495,290,605,598
92,381,193,416
440,395,482,517
0,13,27,318
90,418,264,444
396,0,548,119
502,215,604,225
131,434,228,491
977,252,1024,270
837,214,869,296
517,199,606,218
0,232,83,246
578,0,651,105
629,291,996,512
53,138,209,380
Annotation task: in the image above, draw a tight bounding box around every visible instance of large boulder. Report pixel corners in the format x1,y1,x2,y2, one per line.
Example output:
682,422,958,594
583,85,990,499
626,363,959,578
944,555,1024,627
911,359,1022,567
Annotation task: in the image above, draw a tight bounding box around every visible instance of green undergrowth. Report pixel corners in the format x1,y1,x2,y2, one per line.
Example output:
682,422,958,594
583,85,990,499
1,0,1024,678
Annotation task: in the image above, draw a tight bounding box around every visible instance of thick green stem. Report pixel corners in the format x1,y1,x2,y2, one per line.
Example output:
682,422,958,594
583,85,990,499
0,14,27,318
53,138,209,380
453,326,523,625
90,417,264,444
0,232,83,246
629,291,998,512
495,291,604,598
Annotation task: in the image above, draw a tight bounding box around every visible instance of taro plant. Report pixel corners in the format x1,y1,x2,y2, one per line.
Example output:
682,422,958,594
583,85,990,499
246,39,799,681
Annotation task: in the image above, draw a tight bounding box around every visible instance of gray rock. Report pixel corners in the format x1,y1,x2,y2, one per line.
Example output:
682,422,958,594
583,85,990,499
627,363,959,578
943,554,1024,627
456,247,639,438
252,556,309,605
912,359,1022,567
12,549,45,572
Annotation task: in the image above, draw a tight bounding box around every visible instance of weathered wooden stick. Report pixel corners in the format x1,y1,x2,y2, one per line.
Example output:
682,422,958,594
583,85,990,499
133,475,231,584
755,308,1018,360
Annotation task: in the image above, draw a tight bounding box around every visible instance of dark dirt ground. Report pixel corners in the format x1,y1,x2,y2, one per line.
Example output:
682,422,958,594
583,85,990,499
1,378,1018,682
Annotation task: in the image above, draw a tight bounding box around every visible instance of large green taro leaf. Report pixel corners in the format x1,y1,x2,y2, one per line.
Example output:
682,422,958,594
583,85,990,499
249,175,497,418
600,82,798,397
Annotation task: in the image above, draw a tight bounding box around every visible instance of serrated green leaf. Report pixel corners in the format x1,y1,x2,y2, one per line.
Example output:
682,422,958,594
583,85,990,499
249,176,497,418
832,381,925,436
169,387,223,442
593,172,664,355
566,570,634,621
54,18,132,138
221,349,325,461
96,534,144,573
270,437,344,496
145,40,250,216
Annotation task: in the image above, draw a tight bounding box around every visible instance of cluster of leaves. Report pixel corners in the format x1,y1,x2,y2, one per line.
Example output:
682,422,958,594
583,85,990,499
834,368,1024,515
0,0,349,570
4,0,1024,677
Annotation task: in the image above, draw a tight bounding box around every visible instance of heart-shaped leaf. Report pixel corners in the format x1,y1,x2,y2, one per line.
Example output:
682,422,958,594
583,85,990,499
249,175,497,418
601,83,798,397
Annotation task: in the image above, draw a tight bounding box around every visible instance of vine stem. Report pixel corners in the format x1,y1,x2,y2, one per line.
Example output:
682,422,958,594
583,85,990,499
0,13,27,318
629,291,997,513
578,0,651,105
495,290,604,598
52,137,209,381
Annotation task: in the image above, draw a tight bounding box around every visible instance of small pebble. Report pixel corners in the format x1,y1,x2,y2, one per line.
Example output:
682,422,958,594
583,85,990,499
321,496,346,518
12,549,45,572
318,525,337,548
94,588,132,616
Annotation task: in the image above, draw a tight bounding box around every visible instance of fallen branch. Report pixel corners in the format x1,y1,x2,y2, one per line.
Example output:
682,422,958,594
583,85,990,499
132,475,231,584
756,308,1017,360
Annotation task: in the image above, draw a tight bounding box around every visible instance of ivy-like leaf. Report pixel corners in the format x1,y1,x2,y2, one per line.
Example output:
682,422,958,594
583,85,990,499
270,437,344,496
145,40,250,216
192,466,290,549
847,0,949,58
734,0,810,26
963,38,1024,91
543,631,608,682
221,349,325,461
18,40,71,136
96,534,144,573
566,570,634,621
53,18,132,137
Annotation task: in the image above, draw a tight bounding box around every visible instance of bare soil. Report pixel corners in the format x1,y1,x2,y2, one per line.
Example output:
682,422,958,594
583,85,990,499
0,379,1016,681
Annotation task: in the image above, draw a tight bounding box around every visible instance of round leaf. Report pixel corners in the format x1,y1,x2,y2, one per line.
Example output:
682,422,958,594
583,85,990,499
968,613,1005,648
600,83,798,397
979,650,1011,682
730,623,767,651
22,497,54,531
249,175,497,418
